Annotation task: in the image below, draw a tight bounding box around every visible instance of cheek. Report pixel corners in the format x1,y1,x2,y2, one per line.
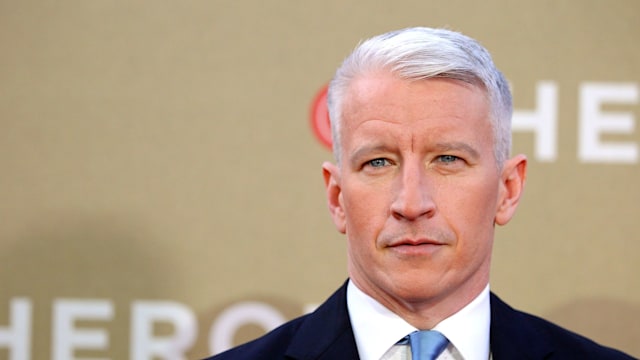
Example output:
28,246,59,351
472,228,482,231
442,190,497,275
342,186,389,239
442,179,500,244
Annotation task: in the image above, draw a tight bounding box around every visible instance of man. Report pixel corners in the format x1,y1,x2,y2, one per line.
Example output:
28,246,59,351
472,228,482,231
208,27,634,359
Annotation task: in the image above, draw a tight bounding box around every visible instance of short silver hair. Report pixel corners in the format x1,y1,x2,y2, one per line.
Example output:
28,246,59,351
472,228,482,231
327,27,512,167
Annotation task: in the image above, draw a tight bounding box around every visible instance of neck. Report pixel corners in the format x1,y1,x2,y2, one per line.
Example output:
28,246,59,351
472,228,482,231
351,277,489,329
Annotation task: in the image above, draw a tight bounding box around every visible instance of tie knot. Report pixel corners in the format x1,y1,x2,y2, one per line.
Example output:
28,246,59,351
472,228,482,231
408,330,449,360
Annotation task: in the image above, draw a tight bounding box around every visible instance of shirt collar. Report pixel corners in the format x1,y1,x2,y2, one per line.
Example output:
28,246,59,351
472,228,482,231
432,284,491,360
347,280,491,360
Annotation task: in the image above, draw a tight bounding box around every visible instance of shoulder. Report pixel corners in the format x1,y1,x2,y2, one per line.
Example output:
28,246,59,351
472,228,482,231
204,281,355,360
205,314,309,360
490,293,635,359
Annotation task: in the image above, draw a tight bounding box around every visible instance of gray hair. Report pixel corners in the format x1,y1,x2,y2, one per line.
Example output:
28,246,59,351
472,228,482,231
327,27,512,167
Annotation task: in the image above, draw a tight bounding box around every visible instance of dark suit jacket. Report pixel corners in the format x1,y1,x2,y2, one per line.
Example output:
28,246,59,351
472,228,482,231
206,281,635,359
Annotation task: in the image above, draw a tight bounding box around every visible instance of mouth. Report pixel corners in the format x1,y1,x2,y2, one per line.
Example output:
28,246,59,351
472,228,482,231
387,238,445,256
390,238,443,246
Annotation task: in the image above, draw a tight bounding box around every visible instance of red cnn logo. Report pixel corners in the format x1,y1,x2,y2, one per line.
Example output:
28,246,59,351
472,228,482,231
309,84,332,150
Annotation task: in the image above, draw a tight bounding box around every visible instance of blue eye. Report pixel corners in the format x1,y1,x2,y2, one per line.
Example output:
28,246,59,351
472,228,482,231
439,155,460,163
367,158,389,167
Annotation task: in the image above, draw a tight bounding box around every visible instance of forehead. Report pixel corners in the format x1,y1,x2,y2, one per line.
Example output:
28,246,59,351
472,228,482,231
340,73,492,146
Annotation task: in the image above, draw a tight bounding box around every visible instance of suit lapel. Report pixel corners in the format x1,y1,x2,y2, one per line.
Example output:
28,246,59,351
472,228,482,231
490,293,553,360
285,281,360,359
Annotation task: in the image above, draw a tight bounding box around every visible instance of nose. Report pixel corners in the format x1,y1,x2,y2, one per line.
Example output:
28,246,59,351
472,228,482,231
390,162,436,221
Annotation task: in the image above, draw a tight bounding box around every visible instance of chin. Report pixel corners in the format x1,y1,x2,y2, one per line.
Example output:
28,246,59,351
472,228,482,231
387,275,442,302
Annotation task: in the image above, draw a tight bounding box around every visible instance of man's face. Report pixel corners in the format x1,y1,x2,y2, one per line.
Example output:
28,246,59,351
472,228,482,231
323,72,525,319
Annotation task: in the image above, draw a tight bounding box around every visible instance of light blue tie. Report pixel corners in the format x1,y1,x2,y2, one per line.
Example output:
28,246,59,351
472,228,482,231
408,330,449,360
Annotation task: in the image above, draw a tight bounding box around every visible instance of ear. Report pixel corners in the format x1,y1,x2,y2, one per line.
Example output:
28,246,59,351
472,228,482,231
322,161,346,234
495,154,527,226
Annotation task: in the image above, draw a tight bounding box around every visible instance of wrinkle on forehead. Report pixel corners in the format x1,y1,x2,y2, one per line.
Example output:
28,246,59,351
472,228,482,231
341,75,493,165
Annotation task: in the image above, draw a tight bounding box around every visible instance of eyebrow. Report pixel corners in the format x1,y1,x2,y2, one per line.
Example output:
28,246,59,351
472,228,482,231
348,141,481,167
349,144,394,168
433,142,481,159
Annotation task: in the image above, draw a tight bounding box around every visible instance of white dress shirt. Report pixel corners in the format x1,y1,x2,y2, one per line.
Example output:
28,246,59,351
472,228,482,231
347,280,491,360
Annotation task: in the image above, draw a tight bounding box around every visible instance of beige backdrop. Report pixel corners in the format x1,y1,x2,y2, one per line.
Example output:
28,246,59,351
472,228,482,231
1,1,639,359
